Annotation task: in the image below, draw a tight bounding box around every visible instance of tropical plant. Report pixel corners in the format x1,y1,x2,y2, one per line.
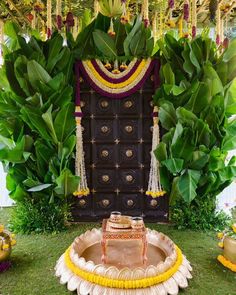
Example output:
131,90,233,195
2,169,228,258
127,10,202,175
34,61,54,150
75,13,154,59
98,0,123,18
0,22,79,233
154,33,236,228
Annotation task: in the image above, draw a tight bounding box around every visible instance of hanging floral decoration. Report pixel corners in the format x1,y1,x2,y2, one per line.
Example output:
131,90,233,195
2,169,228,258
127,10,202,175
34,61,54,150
146,105,166,198
56,0,62,30
120,0,129,24
77,58,155,98
183,0,189,21
74,58,165,199
64,12,75,30
46,0,52,38
191,0,197,38
142,0,149,27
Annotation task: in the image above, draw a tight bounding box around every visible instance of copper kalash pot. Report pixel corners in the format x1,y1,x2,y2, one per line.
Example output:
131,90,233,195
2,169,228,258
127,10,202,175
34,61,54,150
223,236,236,264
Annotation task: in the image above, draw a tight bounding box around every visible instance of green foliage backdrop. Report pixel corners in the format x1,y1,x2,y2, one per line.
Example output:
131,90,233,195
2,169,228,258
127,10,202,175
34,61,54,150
0,22,79,233
154,33,236,229
1,15,236,232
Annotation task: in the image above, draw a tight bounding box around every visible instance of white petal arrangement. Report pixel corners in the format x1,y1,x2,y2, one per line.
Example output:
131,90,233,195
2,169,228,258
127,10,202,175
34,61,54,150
55,228,192,295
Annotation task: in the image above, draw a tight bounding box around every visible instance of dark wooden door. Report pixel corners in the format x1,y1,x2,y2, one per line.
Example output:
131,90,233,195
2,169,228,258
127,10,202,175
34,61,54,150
71,73,168,222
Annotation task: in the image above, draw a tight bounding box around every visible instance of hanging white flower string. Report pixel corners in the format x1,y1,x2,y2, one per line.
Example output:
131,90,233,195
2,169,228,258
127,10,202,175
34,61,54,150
73,66,90,197
146,106,166,198
94,0,100,18
46,0,52,38
142,0,149,27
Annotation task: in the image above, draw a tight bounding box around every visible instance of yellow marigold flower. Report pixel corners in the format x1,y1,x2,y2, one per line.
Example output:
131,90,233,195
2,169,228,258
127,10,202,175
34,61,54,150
218,242,224,248
2,244,10,250
166,20,176,28
232,224,236,233
112,69,121,74
11,240,16,246
217,232,224,239
0,224,4,233
104,63,112,70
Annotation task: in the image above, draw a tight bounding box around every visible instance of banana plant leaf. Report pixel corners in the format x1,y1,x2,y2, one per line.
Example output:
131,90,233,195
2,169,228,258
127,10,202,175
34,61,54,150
225,78,236,116
203,64,223,97
47,73,65,91
169,176,181,205
27,60,52,90
54,103,75,142
123,15,142,56
178,169,201,203
75,20,96,58
159,101,177,130
20,106,53,142
54,168,80,197
94,13,110,31
27,183,52,192
189,150,209,170
223,38,236,62
0,135,31,163
171,122,183,145
154,142,167,162
162,158,184,174
9,184,29,202
53,86,73,108
162,63,175,85
34,140,54,178
5,60,26,97
222,118,236,151
113,19,126,56
171,128,195,162
93,29,117,58
208,148,227,171
14,56,34,97
42,105,58,145
184,82,211,114
130,29,146,56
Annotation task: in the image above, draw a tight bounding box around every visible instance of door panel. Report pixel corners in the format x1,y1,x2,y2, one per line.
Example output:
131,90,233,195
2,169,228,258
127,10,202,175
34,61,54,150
72,71,169,222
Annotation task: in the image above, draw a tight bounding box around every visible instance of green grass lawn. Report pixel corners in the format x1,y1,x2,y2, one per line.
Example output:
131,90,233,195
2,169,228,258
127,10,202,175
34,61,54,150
0,208,236,295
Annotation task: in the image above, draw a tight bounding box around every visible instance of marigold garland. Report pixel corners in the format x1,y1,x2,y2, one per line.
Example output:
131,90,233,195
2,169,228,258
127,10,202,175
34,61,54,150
217,255,236,272
82,59,151,95
64,245,183,289
84,59,150,89
96,58,138,79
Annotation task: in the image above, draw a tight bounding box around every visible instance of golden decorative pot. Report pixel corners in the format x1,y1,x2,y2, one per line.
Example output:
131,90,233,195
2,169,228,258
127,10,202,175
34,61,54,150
223,236,236,264
0,236,12,262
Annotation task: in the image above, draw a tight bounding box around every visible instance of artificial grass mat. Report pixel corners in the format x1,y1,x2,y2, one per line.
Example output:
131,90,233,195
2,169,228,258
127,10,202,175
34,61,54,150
0,208,236,295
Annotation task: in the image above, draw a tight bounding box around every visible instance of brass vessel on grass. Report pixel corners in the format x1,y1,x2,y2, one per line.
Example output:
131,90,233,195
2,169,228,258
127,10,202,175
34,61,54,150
223,236,236,264
0,233,12,262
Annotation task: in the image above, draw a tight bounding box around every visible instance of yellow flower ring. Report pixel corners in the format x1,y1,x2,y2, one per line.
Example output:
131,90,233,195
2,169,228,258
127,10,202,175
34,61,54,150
64,245,183,289
84,59,150,89
217,255,236,272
